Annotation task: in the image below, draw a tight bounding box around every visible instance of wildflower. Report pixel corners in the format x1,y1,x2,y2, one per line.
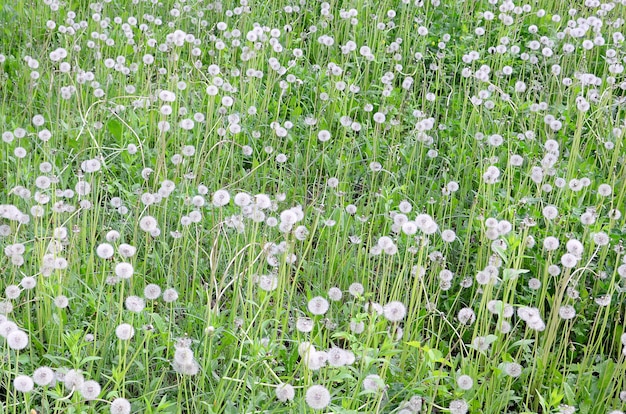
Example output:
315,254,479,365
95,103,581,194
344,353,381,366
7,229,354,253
5,285,21,299
258,274,279,291
275,383,295,402
543,236,560,251
308,296,329,315
118,244,136,258
327,347,348,367
110,397,131,414
328,287,342,301
125,296,145,312
441,229,456,242
449,399,468,414
139,216,158,232
456,374,473,390
503,362,523,377
64,369,85,390
32,366,55,386
96,243,115,259
383,301,406,322
561,253,578,269
348,282,364,297
162,288,179,303
362,374,385,392
558,305,576,320
115,323,135,340
7,330,29,350
595,295,611,307
296,317,314,333
318,130,331,142
598,184,612,196
458,307,476,325
306,350,328,370
350,320,365,334
13,375,34,393
80,380,101,400
593,232,609,246
144,284,162,300
173,347,200,376
115,262,134,279
305,385,331,410
54,295,69,309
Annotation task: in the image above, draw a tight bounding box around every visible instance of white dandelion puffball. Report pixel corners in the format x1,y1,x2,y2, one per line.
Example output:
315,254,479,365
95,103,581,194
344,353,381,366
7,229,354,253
383,301,406,322
305,384,331,410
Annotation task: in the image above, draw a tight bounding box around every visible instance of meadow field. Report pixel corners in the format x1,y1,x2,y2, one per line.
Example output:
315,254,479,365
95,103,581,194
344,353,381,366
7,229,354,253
0,0,625,412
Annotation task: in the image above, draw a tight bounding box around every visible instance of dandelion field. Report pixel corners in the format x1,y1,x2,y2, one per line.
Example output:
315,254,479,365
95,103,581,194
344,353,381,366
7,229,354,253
0,0,626,412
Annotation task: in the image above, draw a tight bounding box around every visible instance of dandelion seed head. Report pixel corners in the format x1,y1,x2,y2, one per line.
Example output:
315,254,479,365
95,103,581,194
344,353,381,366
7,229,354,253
80,380,102,400
33,366,55,386
115,323,135,340
383,301,406,322
96,243,114,259
110,397,131,414
456,374,474,390
458,307,476,325
307,296,329,315
7,329,29,350
13,375,34,393
305,384,331,410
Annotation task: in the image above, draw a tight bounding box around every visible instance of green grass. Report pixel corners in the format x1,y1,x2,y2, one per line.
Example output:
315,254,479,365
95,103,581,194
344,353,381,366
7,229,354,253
0,0,625,413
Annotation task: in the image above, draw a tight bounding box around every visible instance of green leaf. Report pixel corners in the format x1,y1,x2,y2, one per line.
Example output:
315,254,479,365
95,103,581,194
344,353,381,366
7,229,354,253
503,268,529,281
107,119,123,141
563,382,575,405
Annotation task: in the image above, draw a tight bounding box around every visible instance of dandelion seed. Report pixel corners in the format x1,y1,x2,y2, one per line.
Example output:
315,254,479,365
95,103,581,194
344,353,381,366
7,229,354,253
593,232,609,246
64,369,85,390
258,274,279,292
308,296,329,315
456,374,474,390
275,383,295,402
162,288,179,303
305,385,331,410
33,366,55,386
441,229,456,242
449,399,468,414
458,307,476,325
543,236,560,251
348,282,364,297
110,397,131,414
54,295,69,309
5,285,21,300
96,243,114,259
383,301,406,322
13,375,34,393
561,253,578,269
363,374,385,392
144,284,161,300
558,305,576,320
504,362,523,378
212,189,230,207
296,317,314,333
0,320,17,337
318,130,331,142
20,276,36,290
6,329,29,350
115,262,134,279
328,287,342,301
125,296,145,312
115,323,135,340
80,380,101,400
528,278,541,290
595,294,611,307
